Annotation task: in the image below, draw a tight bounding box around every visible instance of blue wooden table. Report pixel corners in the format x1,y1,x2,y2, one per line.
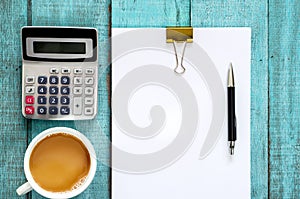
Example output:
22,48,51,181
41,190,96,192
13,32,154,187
0,0,299,198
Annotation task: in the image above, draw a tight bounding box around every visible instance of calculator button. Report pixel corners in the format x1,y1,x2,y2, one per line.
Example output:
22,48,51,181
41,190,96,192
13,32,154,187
74,77,83,85
85,68,94,75
74,68,82,74
84,107,93,115
25,96,34,104
61,86,70,95
49,96,58,105
85,77,94,85
37,106,47,115
25,106,34,115
25,86,35,94
38,96,47,104
50,76,59,84
73,97,82,115
73,87,82,95
85,87,94,95
60,106,70,115
38,86,47,94
49,86,59,94
61,96,70,105
38,76,47,84
61,76,70,85
49,106,58,115
50,68,59,74
26,76,35,84
84,97,94,105
62,68,71,74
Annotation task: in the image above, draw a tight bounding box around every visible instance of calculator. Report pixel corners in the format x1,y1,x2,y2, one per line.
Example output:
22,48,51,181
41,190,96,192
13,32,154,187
21,27,98,120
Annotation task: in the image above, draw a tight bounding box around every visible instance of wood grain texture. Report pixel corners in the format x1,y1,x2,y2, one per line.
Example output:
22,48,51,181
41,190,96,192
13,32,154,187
0,0,28,198
269,1,300,198
30,0,111,198
191,1,269,198
112,0,191,27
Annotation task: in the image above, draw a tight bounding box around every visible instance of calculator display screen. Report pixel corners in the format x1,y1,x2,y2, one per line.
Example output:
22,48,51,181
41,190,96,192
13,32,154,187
33,41,86,54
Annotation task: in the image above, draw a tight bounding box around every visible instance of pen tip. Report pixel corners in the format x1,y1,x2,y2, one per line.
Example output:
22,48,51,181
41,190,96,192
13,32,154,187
228,63,234,87
230,147,234,155
229,62,233,73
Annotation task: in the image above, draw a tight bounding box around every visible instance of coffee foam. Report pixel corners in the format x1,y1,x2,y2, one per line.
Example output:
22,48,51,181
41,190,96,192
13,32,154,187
71,176,87,191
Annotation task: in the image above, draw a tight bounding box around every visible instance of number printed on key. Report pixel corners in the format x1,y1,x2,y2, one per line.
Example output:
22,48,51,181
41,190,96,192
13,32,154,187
38,86,47,94
50,76,59,84
61,76,70,85
61,86,70,95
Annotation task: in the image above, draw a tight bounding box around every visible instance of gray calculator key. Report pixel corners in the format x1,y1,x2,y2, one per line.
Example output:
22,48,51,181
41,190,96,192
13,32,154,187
62,68,71,74
84,97,94,105
84,87,94,95
74,68,82,74
50,68,59,74
25,86,35,94
84,107,93,115
73,97,82,115
85,68,94,75
73,87,82,95
74,77,83,85
26,76,35,84
85,77,94,85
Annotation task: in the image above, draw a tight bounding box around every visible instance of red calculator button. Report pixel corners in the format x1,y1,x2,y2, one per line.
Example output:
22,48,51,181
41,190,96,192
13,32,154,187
25,106,34,115
25,96,34,104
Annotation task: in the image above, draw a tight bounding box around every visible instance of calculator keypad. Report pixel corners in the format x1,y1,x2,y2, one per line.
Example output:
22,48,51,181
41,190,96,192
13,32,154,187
23,67,97,119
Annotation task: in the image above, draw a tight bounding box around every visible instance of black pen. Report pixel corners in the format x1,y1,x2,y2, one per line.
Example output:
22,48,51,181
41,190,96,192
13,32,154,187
228,63,237,155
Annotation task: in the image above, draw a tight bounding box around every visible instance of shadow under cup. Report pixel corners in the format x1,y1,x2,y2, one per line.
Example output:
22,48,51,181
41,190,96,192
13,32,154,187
19,127,97,199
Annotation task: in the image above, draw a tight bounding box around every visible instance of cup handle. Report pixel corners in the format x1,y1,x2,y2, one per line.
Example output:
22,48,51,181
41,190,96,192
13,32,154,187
16,182,33,195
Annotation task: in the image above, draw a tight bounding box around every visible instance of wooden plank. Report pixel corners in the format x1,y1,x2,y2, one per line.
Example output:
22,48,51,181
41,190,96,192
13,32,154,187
0,0,28,198
268,1,300,198
112,0,191,27
191,1,269,198
30,0,111,198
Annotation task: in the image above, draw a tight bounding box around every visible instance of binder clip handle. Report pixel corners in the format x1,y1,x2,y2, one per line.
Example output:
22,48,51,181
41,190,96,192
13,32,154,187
172,41,187,74
167,27,193,74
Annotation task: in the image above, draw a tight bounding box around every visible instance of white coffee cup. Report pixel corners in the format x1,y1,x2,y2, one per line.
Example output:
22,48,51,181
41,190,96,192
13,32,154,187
16,127,97,199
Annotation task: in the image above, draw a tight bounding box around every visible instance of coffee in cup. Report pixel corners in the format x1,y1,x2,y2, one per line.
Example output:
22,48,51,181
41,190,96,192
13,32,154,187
17,127,97,198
